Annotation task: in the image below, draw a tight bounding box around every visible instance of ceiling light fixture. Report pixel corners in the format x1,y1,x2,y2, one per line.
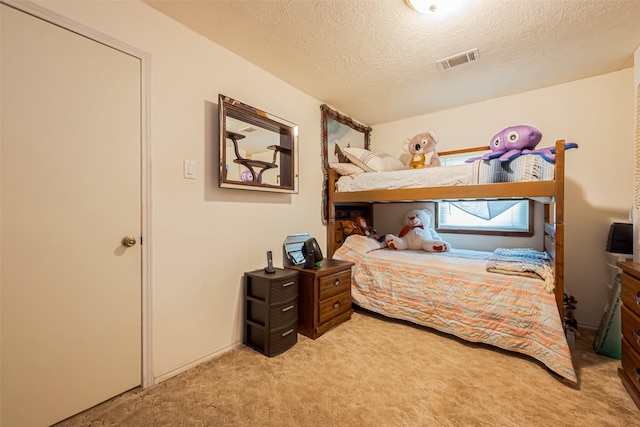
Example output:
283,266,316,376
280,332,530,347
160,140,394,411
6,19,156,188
406,0,438,13
406,0,471,15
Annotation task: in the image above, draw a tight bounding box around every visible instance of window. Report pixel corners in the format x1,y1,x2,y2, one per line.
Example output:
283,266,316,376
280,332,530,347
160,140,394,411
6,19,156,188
436,151,533,236
435,199,533,236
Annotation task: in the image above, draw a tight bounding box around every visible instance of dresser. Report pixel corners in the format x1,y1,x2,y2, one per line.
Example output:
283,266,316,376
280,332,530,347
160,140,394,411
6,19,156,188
617,261,640,409
243,268,298,357
287,259,354,339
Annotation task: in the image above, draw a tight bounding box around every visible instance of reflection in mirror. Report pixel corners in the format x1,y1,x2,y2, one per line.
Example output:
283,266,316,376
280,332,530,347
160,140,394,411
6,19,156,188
219,94,298,193
320,104,371,223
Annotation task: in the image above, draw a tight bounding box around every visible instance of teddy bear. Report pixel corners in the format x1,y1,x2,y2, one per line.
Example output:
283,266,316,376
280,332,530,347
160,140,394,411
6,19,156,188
339,219,364,237
384,209,450,252
335,218,364,245
404,131,441,169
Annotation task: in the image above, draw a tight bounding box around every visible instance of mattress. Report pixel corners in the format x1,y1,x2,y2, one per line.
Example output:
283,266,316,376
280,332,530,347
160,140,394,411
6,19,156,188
335,154,555,193
333,235,576,383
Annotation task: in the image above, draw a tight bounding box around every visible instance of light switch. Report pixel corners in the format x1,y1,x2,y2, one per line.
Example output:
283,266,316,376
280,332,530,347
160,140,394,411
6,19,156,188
184,160,196,179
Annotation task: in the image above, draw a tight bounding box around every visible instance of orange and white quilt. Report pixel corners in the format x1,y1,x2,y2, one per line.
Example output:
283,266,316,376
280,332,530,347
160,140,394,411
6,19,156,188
334,235,576,383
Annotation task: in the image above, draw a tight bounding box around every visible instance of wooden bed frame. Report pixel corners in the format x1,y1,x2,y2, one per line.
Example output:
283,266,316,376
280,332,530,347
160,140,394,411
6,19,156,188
326,139,567,320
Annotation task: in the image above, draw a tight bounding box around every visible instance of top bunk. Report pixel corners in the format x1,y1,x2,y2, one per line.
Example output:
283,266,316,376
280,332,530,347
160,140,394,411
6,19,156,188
327,139,568,204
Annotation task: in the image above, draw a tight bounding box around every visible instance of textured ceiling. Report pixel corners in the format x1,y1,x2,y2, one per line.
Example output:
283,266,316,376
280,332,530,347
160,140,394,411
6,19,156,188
145,0,640,125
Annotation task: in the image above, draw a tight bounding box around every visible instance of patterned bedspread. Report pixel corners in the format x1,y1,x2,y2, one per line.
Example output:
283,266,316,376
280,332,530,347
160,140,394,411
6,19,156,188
333,235,576,383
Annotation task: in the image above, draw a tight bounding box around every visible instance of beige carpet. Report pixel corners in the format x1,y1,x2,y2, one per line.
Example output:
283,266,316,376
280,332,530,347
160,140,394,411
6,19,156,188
58,309,639,426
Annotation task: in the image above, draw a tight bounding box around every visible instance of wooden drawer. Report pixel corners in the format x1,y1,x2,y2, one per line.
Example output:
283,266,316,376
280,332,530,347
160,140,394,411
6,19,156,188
245,321,297,357
621,339,640,396
318,290,352,324
318,269,351,300
622,305,640,355
245,272,298,303
268,277,298,303
270,298,298,330
621,273,640,317
267,322,297,357
287,259,354,339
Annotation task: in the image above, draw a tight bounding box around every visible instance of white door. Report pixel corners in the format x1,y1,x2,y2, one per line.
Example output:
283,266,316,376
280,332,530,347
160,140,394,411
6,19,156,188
1,5,142,426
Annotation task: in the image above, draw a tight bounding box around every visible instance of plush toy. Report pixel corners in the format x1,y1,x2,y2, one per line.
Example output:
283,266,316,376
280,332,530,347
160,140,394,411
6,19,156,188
465,125,578,163
338,219,364,237
404,131,441,169
335,219,363,245
240,170,264,183
385,209,450,252
466,125,542,163
355,216,385,242
522,141,579,163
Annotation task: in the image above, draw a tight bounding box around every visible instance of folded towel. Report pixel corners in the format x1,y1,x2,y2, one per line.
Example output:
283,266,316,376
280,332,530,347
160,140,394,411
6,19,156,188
487,248,555,293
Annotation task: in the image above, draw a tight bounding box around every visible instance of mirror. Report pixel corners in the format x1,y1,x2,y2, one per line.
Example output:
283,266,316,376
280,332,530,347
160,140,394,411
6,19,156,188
320,104,371,223
219,94,298,193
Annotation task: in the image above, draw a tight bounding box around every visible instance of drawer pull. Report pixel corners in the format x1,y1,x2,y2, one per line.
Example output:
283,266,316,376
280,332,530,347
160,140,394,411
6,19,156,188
635,368,640,382
333,279,340,287
281,328,294,337
333,301,341,310
282,281,295,288
282,305,295,312
635,330,640,345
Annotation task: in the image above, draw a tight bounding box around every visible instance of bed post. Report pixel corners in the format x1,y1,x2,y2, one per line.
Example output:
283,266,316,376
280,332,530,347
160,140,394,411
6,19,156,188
554,139,566,321
327,167,338,258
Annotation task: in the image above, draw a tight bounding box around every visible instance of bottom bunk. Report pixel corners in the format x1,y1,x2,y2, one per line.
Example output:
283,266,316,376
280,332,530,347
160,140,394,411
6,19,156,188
333,235,576,383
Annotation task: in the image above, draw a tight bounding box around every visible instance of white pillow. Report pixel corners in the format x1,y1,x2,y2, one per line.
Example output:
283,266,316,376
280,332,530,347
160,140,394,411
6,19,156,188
377,152,405,171
329,162,365,176
343,147,404,172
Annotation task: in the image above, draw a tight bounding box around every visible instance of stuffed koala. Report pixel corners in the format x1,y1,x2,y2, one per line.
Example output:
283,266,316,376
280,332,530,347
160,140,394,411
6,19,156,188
404,131,441,169
385,209,450,252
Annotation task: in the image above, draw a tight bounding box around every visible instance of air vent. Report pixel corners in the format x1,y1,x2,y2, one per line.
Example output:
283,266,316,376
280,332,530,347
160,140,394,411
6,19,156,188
437,48,480,71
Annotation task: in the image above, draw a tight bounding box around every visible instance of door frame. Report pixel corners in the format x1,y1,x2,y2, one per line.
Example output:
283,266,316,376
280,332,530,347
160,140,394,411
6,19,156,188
3,0,154,387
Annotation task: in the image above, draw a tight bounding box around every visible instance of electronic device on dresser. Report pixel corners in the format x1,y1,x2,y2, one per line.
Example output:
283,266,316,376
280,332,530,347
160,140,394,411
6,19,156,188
303,238,323,269
265,251,275,274
616,261,640,409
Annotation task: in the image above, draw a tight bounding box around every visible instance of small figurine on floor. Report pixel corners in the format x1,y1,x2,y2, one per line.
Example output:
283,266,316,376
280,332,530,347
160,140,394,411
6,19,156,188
385,209,450,252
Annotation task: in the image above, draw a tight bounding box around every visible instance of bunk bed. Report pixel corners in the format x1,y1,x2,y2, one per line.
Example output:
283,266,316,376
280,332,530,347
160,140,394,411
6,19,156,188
326,140,577,382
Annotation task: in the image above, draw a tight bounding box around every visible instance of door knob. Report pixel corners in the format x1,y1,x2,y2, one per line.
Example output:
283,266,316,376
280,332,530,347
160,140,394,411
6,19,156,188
122,235,137,247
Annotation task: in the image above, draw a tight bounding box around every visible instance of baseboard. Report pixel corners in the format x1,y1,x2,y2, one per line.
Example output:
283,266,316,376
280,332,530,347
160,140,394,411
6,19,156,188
577,322,598,331
153,341,242,385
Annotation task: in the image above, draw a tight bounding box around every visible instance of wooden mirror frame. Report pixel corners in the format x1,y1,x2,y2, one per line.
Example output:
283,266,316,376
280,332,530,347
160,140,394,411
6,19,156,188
320,104,372,223
219,94,298,193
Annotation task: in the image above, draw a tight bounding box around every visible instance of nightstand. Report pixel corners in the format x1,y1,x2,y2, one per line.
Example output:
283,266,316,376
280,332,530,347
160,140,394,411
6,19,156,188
617,261,640,409
243,268,298,357
286,259,354,339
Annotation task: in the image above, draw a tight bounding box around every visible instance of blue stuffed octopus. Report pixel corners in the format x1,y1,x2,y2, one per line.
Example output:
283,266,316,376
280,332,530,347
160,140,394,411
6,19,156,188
466,125,577,163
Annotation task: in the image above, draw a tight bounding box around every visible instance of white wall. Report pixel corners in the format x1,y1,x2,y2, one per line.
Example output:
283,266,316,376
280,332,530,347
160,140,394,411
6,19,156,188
634,46,640,262
32,0,327,381
372,70,635,328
